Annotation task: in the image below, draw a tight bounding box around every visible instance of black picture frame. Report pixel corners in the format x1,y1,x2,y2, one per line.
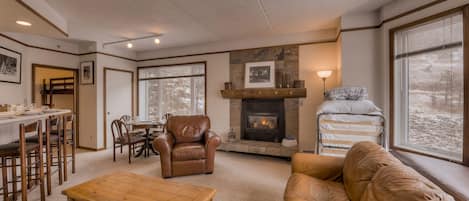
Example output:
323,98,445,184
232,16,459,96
80,61,95,85
0,46,22,84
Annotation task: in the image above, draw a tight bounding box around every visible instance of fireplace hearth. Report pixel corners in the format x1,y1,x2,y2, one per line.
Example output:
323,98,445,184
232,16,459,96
241,99,285,142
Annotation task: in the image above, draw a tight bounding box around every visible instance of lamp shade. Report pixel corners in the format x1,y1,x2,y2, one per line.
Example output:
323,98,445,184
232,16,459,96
317,70,332,78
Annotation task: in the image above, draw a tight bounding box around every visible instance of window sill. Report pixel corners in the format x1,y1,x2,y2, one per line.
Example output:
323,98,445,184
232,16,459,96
391,150,469,201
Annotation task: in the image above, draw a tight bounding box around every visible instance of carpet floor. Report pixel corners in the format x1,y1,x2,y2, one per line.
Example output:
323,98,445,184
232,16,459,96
28,148,291,201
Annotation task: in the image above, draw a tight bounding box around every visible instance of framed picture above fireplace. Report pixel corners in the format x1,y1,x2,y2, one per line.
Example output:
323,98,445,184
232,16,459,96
245,61,275,88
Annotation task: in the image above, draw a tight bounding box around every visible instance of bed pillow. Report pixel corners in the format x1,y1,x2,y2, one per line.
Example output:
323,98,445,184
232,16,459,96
317,100,381,114
325,87,368,101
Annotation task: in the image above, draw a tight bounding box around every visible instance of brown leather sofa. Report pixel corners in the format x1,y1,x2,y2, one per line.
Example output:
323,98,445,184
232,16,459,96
153,115,221,178
284,141,454,201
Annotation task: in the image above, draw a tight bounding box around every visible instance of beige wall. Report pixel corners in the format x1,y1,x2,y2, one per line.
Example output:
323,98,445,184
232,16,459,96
340,29,382,107
298,43,338,152
137,53,231,140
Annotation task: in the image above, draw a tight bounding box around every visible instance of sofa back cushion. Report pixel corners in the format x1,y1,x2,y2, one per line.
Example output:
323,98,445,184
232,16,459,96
343,142,401,201
166,115,210,143
361,164,454,201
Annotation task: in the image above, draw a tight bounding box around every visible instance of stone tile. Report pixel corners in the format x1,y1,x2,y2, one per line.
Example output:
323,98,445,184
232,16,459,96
266,147,282,156
248,145,267,154
229,44,300,155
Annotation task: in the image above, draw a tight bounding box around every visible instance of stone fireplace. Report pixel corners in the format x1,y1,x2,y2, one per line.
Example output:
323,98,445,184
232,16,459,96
218,44,300,158
241,99,285,142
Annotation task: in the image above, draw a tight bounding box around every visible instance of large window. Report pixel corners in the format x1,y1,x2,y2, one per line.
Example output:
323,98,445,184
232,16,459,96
392,12,466,162
138,62,206,121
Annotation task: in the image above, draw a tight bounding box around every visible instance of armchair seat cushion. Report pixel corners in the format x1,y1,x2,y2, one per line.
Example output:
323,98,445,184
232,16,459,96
172,143,206,161
285,173,349,201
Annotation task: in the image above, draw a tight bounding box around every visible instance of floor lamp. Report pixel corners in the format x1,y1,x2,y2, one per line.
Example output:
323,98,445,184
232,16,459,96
317,70,332,96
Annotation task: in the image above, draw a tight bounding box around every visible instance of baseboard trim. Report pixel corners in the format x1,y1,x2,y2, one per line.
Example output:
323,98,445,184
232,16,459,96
78,146,106,151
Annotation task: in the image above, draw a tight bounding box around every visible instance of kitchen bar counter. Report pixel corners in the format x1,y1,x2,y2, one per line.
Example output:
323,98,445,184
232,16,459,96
0,109,71,143
0,109,71,125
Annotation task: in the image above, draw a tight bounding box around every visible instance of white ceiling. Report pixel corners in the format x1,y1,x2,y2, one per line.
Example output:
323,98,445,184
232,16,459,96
0,0,65,38
40,0,393,52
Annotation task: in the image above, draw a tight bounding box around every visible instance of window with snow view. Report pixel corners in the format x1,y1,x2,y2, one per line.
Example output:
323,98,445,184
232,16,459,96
138,63,205,121
393,13,464,161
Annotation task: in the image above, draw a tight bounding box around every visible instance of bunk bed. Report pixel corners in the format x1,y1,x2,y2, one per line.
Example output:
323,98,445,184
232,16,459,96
40,77,75,107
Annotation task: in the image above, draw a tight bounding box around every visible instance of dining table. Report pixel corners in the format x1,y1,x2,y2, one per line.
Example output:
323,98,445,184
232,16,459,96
130,120,165,157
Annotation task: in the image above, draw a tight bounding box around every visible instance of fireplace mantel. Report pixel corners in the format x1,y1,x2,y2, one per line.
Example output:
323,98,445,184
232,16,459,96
220,88,306,99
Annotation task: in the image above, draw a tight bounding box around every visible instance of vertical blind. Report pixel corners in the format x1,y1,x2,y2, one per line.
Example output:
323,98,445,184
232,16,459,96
138,63,206,121
393,13,464,161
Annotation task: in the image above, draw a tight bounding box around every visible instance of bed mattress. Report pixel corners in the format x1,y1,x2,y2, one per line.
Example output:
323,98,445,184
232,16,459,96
318,113,384,156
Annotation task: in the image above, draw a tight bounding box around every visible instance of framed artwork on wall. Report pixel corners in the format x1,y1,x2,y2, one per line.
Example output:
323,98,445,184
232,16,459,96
0,46,22,84
80,61,94,85
245,61,275,88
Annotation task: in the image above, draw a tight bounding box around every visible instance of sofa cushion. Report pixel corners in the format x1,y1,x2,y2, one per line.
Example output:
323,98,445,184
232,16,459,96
343,142,401,201
172,143,206,161
361,164,454,201
284,173,349,201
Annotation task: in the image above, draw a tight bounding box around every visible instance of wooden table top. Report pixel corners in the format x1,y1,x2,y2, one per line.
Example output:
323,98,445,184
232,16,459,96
62,171,216,201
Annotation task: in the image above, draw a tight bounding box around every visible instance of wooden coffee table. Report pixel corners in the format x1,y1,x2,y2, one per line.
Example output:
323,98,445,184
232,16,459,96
62,171,216,201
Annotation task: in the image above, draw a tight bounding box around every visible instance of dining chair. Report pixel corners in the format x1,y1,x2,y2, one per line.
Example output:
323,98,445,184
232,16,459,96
111,119,146,164
0,120,45,201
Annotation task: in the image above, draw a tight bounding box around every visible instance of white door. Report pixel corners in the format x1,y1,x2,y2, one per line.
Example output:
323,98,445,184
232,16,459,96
105,69,133,149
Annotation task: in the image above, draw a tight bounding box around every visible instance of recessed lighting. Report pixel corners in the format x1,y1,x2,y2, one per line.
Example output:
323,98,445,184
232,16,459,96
154,38,160,44
127,43,133,48
16,20,32,26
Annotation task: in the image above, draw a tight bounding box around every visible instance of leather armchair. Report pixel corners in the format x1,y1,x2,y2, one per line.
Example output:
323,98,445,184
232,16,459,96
153,115,221,178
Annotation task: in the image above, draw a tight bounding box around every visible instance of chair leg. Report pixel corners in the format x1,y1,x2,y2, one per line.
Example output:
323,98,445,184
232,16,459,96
120,144,123,154
38,150,45,201
57,140,63,185
45,134,51,195
2,157,8,201
12,157,17,200
20,146,27,201
113,144,116,162
128,144,131,164
34,152,39,186
27,153,32,189
63,137,68,182
71,135,76,174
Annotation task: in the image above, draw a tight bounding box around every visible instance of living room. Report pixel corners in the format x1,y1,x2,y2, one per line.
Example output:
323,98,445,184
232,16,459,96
0,0,468,200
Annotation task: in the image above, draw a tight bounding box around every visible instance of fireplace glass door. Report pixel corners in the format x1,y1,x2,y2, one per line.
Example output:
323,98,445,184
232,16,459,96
247,113,278,130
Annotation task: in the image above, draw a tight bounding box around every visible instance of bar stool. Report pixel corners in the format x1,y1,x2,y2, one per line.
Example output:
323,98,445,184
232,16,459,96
0,120,45,201
59,114,76,182
22,116,60,195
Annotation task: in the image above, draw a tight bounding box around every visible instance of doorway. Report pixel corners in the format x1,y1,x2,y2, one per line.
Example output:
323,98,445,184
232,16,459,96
31,64,79,143
104,68,134,149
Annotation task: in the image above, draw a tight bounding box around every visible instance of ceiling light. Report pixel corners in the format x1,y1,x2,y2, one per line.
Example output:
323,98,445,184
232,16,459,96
16,20,32,26
154,38,160,44
127,43,133,48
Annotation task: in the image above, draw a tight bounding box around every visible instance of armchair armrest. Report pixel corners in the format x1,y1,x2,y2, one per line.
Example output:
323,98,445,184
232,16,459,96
205,131,221,148
291,153,344,181
153,133,175,178
204,130,221,173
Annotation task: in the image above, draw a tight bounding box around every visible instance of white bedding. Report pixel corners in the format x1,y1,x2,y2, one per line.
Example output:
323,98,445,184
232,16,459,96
317,100,382,115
